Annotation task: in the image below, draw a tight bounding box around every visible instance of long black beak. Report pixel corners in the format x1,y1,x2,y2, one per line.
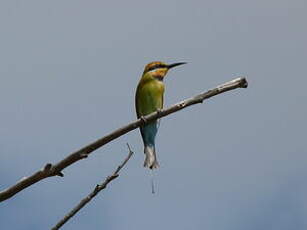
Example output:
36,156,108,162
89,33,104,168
167,62,187,69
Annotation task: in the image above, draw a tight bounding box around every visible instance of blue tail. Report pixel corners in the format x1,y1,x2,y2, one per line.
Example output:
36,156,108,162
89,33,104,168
140,121,159,169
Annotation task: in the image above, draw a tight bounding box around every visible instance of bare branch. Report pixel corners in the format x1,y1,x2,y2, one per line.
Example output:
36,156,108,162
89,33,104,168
0,77,248,202
51,144,134,230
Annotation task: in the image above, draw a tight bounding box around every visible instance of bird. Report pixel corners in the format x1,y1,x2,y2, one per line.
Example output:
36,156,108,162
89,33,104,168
135,61,186,169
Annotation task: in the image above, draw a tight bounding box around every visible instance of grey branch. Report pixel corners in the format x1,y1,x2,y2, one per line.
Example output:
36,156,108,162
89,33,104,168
0,77,248,202
51,144,134,230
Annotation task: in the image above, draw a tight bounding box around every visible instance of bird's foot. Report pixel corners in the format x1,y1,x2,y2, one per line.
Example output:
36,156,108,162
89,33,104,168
140,116,147,124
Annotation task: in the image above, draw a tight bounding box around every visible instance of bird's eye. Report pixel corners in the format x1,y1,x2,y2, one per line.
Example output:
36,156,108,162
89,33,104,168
147,64,166,73
148,67,155,72
154,64,165,70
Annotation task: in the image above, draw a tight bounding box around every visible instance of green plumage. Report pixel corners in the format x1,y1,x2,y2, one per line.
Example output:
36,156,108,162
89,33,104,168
135,61,186,169
135,73,164,118
135,70,165,169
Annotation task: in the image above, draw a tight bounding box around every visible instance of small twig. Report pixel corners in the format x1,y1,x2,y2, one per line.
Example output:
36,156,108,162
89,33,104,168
51,144,134,230
0,77,248,202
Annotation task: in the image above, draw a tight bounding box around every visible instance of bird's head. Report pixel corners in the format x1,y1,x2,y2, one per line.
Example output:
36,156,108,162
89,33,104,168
143,61,186,80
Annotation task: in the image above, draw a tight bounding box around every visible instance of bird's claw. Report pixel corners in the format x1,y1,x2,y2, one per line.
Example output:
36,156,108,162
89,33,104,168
140,116,147,123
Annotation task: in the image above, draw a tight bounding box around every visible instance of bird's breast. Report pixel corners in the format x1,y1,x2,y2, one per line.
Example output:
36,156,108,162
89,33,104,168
136,79,164,116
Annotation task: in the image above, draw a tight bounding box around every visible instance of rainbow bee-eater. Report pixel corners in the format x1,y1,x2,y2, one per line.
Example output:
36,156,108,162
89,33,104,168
135,61,186,169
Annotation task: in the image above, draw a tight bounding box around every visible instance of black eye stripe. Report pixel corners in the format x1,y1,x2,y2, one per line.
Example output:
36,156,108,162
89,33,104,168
147,64,167,72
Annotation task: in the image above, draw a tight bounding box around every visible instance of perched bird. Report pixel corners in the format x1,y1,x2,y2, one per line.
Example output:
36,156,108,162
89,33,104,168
135,61,186,169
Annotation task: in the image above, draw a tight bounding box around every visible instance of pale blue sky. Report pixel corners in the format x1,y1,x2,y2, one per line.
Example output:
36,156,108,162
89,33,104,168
1,0,307,229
